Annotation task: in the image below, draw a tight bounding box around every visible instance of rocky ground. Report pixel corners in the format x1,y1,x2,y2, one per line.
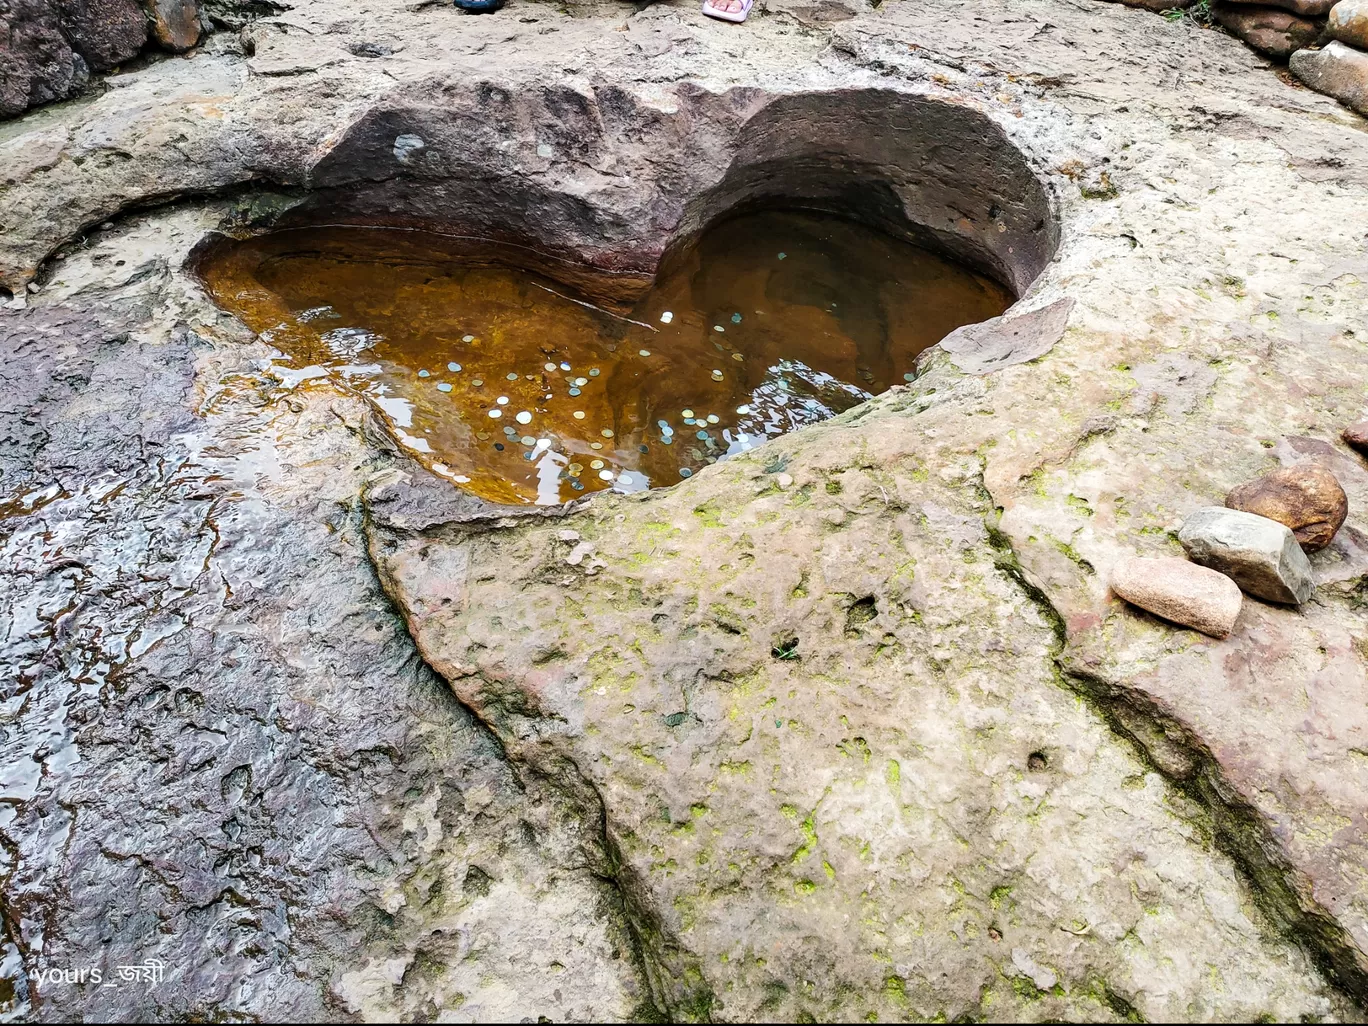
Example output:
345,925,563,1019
2,0,1368,1022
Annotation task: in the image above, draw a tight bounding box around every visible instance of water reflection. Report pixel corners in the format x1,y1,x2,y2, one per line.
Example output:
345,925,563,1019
200,212,1011,505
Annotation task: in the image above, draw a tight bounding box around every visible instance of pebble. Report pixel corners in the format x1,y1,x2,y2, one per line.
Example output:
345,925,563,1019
1290,41,1368,117
1343,419,1368,456
1178,507,1315,605
776,473,794,491
516,411,532,424
660,311,674,324
1110,556,1242,639
1225,464,1348,551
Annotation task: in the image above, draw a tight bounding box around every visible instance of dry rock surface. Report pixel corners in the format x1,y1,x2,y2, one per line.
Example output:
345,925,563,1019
0,0,1367,1022
1225,463,1349,550
1178,506,1315,604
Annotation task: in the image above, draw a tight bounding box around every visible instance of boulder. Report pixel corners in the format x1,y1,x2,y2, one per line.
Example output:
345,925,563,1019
1178,506,1315,605
144,0,201,51
1096,0,1194,11
54,0,148,71
1226,0,1335,14
1110,556,1244,638
1225,463,1348,551
1344,419,1368,456
1291,40,1368,114
1213,2,1324,56
0,0,95,119
1329,0,1368,48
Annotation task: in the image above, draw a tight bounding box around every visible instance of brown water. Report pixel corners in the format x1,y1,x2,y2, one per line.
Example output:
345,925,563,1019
200,212,1011,505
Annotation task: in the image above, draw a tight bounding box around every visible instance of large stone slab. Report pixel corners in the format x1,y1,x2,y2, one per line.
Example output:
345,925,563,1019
1178,506,1315,604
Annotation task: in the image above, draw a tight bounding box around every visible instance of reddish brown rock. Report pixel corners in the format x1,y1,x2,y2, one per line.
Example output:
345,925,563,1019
1225,464,1348,551
1213,2,1324,56
144,0,201,53
1344,420,1368,456
1227,0,1335,14
1329,0,1368,48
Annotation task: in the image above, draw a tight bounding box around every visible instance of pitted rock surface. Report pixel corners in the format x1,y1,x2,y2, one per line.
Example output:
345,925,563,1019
2,0,1368,1021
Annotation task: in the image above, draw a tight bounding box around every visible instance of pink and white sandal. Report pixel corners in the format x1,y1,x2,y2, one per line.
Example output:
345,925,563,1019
702,0,753,23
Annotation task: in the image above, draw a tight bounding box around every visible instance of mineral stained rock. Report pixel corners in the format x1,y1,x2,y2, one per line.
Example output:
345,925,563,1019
1330,0,1368,47
145,0,202,51
1178,506,1315,604
1109,555,1244,636
1225,463,1349,550
1213,2,1325,56
1291,40,1368,113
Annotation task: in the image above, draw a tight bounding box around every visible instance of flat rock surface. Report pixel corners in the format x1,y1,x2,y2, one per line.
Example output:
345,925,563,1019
1,0,1368,1021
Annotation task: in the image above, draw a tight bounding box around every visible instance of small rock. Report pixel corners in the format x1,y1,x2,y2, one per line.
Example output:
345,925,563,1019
1343,420,1368,456
1225,464,1348,551
776,473,794,491
556,529,581,543
145,0,202,53
1290,42,1368,117
1110,557,1243,638
1227,0,1335,14
1330,0,1368,49
565,541,595,566
1178,507,1315,605
26,282,41,294
1212,3,1322,57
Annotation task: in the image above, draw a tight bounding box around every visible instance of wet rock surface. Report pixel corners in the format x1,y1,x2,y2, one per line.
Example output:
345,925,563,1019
1178,506,1315,604
1,0,1367,1021
1225,463,1349,551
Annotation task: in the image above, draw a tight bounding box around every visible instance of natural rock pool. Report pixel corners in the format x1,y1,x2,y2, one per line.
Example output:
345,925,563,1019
199,211,1010,505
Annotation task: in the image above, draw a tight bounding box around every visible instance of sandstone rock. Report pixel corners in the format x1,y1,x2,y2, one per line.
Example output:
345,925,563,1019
1329,0,1368,48
1213,2,1324,56
1110,556,1244,637
1344,419,1368,455
1291,40,1368,114
145,0,202,52
1227,0,1335,14
55,0,148,71
1178,506,1315,604
1225,464,1348,551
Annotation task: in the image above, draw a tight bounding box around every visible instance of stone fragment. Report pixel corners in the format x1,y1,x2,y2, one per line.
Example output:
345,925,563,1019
1227,0,1334,13
1344,419,1368,456
144,0,202,52
1110,556,1243,638
1213,2,1324,56
1178,507,1315,605
1225,464,1348,551
1290,41,1368,115
1329,0,1368,47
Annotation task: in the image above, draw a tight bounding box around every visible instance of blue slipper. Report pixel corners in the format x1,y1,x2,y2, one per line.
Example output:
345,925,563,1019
453,0,505,11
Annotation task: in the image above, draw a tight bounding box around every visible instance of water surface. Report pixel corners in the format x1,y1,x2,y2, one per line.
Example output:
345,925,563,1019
201,212,1010,505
